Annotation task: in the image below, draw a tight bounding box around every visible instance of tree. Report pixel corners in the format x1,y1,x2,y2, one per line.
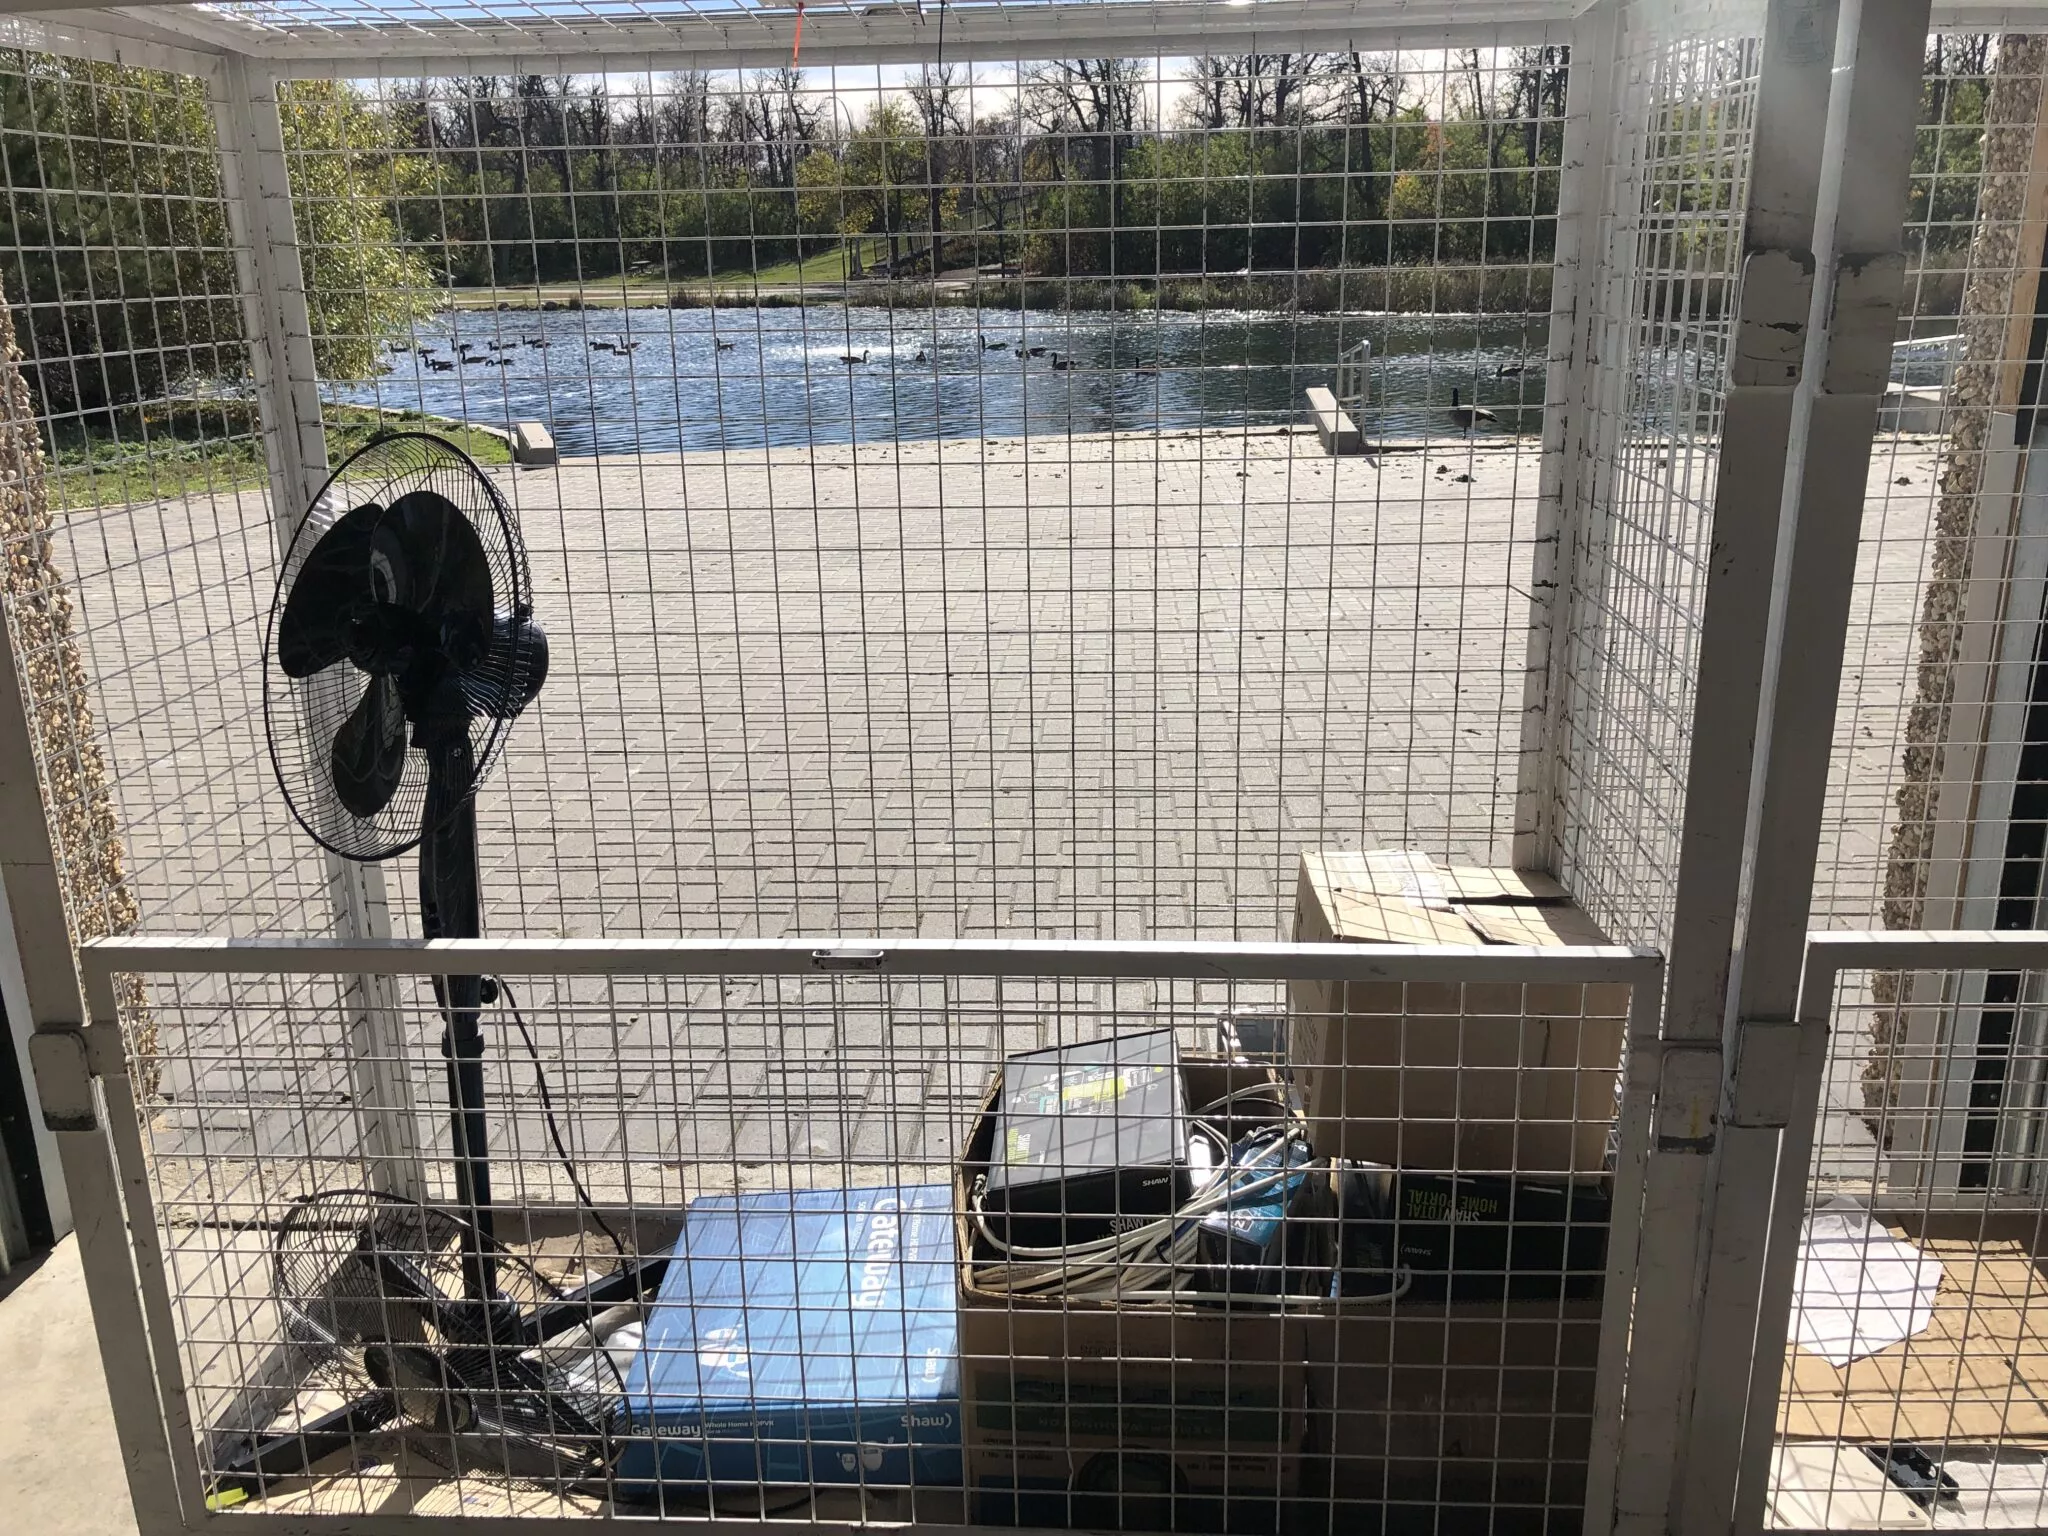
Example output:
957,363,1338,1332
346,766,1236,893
0,54,432,420
906,63,969,273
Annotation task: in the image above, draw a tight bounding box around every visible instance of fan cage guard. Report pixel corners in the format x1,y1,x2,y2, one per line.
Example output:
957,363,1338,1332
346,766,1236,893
263,431,534,861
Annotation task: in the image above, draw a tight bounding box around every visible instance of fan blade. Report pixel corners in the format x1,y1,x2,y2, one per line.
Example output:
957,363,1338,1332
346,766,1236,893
461,613,549,720
277,502,383,678
379,490,494,638
331,674,407,818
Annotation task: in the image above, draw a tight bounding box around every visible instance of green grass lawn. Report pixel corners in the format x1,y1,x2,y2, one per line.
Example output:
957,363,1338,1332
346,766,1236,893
45,403,513,512
729,241,885,288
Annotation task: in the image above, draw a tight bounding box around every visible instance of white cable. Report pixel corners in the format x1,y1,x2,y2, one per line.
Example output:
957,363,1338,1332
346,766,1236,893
968,1118,1314,1297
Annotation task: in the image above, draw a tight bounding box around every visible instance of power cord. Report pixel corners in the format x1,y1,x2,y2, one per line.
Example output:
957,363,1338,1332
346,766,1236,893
969,1115,1314,1299
489,978,627,1257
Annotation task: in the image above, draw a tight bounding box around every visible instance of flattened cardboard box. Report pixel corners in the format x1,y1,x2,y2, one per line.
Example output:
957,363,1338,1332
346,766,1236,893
1290,850,1629,1173
956,1058,1309,1526
1302,1292,1603,1504
1780,1237,2048,1448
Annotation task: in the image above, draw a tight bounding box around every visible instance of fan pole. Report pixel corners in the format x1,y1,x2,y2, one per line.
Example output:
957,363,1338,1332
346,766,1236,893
420,736,497,1305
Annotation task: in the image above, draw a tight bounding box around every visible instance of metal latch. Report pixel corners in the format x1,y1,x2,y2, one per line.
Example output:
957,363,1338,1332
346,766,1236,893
28,1026,95,1132
811,948,886,972
1655,1043,1722,1153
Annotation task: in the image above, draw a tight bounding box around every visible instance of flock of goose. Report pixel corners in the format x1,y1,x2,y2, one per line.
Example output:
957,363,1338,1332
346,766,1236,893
389,334,643,371
387,328,1526,432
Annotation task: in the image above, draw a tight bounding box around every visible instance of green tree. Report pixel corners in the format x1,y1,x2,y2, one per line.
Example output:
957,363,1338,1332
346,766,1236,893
0,53,432,421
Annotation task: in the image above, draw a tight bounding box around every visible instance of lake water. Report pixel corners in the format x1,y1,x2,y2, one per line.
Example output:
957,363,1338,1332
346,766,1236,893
329,305,1553,456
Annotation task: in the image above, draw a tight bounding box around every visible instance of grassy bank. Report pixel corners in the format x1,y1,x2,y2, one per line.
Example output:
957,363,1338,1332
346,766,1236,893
46,402,513,512
445,262,1556,316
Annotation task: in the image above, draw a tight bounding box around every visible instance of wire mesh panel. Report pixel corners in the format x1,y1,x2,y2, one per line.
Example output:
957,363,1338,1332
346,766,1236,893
1814,31,2048,935
0,50,340,953
1543,0,1765,950
0,33,1586,953
85,935,1658,1530
1752,935,2048,1532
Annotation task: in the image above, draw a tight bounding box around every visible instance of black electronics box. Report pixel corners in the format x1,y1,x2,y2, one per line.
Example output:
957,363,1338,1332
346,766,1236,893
980,1029,1188,1251
1337,1166,1610,1304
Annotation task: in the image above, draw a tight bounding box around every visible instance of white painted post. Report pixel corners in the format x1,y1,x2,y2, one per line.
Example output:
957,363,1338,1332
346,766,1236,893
1514,0,1620,873
0,610,190,1532
1605,4,1846,1531
213,53,425,1201
1672,3,1931,1531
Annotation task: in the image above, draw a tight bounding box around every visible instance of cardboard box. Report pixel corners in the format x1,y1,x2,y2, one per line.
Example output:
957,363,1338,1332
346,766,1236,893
615,1184,961,1495
1289,850,1629,1173
1301,1295,1603,1511
957,1056,1312,1532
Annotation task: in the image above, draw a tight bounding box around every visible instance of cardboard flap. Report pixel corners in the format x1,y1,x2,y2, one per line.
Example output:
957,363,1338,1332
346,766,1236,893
1327,887,1483,946
1460,901,1611,948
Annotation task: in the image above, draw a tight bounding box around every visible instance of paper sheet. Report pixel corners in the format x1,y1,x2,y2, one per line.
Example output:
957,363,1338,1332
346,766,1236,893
1792,1196,1944,1367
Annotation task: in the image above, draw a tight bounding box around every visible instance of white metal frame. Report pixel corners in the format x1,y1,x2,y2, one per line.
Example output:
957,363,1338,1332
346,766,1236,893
0,2,2004,1531
34,932,1665,1536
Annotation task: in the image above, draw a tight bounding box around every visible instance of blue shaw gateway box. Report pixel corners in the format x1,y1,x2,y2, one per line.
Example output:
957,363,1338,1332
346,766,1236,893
615,1184,962,1494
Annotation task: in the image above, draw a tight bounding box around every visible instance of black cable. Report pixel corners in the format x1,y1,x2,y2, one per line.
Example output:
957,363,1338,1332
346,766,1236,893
491,979,627,1256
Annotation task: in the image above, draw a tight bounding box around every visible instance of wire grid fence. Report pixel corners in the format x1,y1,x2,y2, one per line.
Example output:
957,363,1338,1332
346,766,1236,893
0,39,1576,956
94,938,1650,1528
0,49,341,946
1813,31,2048,939
1542,2,1761,952
1765,943,2048,1531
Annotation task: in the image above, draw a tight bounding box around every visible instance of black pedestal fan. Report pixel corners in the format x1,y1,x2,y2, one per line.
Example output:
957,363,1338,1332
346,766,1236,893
266,430,543,1303
211,433,663,1494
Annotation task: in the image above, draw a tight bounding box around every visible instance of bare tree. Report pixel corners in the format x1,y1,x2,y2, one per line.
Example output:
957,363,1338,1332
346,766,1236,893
907,63,970,272
966,111,1024,273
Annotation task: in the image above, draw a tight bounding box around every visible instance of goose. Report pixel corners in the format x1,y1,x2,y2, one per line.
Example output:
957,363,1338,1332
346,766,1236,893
456,341,477,354
617,339,642,353
1134,365,1158,378
487,340,509,351
1049,352,1075,372
494,357,514,368
715,338,736,352
913,349,928,363
415,346,436,358
981,333,1009,352
1495,360,1526,378
427,358,455,372
840,350,869,366
589,339,614,353
1026,345,1049,358
524,337,548,348
462,353,491,366
1449,388,1496,430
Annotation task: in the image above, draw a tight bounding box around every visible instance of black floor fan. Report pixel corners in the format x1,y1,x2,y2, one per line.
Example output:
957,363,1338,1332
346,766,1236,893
211,433,665,1495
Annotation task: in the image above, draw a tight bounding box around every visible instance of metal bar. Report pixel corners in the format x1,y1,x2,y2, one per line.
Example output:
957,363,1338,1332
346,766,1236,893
0,8,226,74
1805,929,2048,968
1730,954,1839,1535
1583,953,1668,1536
209,1395,399,1495
0,514,183,1526
212,53,425,1204
90,2,1583,76
1678,3,1929,1531
1515,0,1621,872
1612,5,1844,1525
79,933,1664,986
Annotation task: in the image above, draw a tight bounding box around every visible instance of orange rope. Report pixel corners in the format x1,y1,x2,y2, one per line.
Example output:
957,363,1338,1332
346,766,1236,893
792,0,804,64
